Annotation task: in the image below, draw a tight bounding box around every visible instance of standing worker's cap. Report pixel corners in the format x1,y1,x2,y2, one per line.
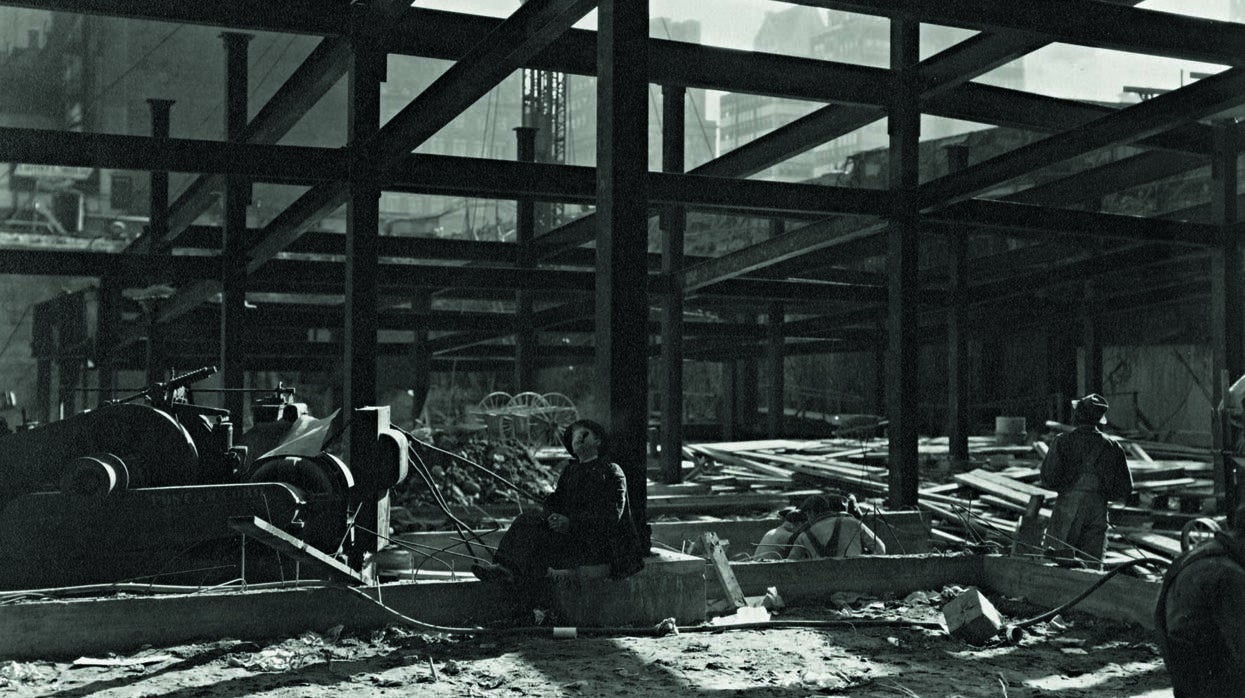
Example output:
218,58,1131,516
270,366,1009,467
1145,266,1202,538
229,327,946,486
1072,393,1110,425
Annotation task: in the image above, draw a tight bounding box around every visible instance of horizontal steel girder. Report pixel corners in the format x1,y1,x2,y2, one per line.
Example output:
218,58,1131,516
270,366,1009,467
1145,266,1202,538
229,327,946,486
920,67,1245,209
786,0,1245,66
0,128,343,182
153,37,352,250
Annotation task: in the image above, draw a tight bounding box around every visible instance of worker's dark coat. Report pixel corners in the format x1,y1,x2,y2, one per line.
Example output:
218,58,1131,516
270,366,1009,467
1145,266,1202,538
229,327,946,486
1155,532,1245,697
1040,425,1132,563
494,458,644,580
1040,426,1132,499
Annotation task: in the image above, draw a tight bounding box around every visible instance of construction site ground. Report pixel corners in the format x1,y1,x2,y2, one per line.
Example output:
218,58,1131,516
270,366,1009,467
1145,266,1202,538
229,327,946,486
2,593,1172,697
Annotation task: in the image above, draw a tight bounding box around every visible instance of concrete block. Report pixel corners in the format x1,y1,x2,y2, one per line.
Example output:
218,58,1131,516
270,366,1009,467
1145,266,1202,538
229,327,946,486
942,586,1002,645
548,548,706,627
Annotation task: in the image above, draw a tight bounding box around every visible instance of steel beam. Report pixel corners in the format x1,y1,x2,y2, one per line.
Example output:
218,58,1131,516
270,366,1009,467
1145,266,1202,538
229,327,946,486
0,1,344,34
886,19,921,508
1006,150,1207,209
221,31,253,421
788,0,1245,66
595,0,651,548
0,127,343,181
921,68,1245,209
683,217,888,293
660,83,686,485
160,37,352,247
362,0,595,170
929,199,1218,247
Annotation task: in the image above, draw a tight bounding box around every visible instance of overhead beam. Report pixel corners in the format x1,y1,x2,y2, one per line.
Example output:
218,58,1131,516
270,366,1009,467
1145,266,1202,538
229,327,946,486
928,199,1218,247
0,0,344,34
159,37,352,248
791,0,1245,66
0,127,343,182
8,3,1221,151
362,0,596,170
921,68,1245,209
1005,150,1207,209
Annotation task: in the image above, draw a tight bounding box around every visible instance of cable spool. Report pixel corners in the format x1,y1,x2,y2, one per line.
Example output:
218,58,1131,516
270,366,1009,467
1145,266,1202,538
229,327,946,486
60,453,129,498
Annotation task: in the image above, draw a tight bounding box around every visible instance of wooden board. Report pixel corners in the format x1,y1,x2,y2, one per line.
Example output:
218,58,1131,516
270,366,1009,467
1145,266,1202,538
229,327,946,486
701,532,746,608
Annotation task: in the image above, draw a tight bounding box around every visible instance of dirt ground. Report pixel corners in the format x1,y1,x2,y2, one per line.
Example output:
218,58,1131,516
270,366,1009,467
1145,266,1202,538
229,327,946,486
0,588,1174,698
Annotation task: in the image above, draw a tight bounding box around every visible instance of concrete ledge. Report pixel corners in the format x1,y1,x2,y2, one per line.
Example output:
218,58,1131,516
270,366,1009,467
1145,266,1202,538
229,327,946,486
548,549,706,627
981,556,1160,630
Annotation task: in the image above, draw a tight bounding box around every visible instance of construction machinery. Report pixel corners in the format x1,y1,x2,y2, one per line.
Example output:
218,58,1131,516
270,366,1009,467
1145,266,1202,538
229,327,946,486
0,366,407,590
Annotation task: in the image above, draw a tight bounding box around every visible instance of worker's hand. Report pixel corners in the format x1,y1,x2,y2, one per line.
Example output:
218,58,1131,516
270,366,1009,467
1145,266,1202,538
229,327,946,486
547,513,570,533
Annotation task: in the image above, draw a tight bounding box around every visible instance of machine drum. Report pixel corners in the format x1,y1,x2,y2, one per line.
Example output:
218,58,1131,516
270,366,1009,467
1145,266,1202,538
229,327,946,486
59,453,129,498
247,453,353,498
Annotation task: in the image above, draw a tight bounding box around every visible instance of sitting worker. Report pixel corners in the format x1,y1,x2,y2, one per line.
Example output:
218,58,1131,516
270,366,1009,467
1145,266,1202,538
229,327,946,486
472,418,644,584
1039,393,1133,568
752,507,807,560
786,492,886,560
1155,504,1245,697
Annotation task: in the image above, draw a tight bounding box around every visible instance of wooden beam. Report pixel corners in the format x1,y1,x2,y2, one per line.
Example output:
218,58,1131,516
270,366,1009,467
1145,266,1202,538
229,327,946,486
228,516,365,584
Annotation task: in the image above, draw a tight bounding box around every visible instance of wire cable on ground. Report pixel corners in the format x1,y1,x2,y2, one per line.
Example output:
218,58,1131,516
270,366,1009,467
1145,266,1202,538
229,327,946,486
1000,555,1168,643
339,584,944,638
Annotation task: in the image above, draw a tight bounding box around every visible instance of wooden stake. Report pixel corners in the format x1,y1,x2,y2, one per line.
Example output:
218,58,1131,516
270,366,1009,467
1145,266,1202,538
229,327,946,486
700,532,747,609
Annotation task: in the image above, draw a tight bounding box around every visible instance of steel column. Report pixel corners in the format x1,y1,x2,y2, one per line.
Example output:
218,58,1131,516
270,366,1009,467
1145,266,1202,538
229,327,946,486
595,0,650,549
1081,283,1103,396
514,126,538,392
886,19,920,508
766,301,785,439
344,38,384,572
94,279,121,405
945,144,969,467
409,290,433,426
146,99,174,252
1210,119,1243,515
220,32,252,422
659,84,685,484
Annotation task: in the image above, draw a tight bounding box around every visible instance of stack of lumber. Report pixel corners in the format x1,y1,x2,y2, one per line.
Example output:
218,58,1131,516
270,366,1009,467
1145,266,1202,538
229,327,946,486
681,428,1221,565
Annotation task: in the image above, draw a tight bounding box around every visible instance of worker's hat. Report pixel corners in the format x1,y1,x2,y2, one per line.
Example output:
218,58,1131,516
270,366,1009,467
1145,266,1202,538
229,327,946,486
1072,393,1109,424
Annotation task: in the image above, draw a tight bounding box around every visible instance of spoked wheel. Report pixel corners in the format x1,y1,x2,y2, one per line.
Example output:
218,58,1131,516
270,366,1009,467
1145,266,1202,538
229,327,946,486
478,391,512,412
1181,517,1222,552
539,392,580,447
505,392,549,447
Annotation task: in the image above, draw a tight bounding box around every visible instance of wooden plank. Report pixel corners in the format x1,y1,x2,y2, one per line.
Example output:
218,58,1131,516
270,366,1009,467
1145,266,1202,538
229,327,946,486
1120,530,1184,558
1012,494,1047,557
701,532,747,608
229,516,366,585
953,468,1056,506
1130,477,1198,491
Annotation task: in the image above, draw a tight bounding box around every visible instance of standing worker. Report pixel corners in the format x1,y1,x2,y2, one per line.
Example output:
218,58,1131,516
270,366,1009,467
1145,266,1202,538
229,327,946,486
1155,505,1245,696
1039,393,1133,568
